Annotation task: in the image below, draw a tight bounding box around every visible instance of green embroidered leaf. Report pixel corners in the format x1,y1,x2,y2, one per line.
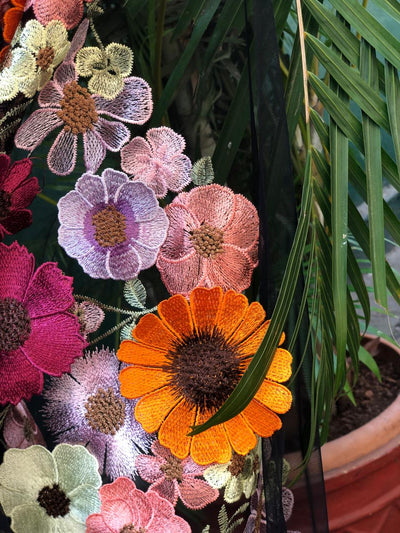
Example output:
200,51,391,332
191,156,215,185
123,279,147,309
120,320,137,341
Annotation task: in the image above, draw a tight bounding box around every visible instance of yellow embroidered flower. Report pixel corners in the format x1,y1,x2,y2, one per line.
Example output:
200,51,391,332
76,43,133,99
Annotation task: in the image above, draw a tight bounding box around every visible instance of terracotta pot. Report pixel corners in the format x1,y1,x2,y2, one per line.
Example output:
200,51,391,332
287,335,400,533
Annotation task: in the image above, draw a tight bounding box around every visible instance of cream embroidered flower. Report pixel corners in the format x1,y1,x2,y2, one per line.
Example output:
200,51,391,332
76,43,133,99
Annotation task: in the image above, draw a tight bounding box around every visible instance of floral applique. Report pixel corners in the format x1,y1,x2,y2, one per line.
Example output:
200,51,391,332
28,0,93,30
3,400,46,449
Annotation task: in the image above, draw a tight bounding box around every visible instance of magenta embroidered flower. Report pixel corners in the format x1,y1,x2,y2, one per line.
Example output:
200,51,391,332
0,154,40,240
3,401,46,449
14,58,152,175
28,0,92,30
156,183,259,295
57,169,168,280
121,126,192,198
42,347,152,480
136,440,219,510
86,477,191,533
0,242,86,405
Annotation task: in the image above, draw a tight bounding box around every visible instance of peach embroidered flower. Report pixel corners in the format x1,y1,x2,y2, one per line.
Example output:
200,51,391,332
118,286,292,465
30,0,92,30
156,184,259,295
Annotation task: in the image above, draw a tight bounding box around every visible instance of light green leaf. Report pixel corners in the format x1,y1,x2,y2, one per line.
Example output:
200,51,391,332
123,279,147,309
191,156,215,185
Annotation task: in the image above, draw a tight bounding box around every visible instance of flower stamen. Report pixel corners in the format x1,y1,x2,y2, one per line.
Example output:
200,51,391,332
37,484,70,518
189,223,224,258
57,81,98,135
85,387,126,435
92,205,127,247
0,297,31,351
36,46,55,70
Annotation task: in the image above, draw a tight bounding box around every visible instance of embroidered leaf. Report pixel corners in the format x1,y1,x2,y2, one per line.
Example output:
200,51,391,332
218,504,229,532
123,278,147,309
120,320,137,340
191,156,215,185
227,518,244,533
201,527,210,533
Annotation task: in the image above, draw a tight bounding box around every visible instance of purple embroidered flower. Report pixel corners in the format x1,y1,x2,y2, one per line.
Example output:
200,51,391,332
42,347,153,480
57,168,169,280
136,440,219,510
121,126,192,198
14,52,152,175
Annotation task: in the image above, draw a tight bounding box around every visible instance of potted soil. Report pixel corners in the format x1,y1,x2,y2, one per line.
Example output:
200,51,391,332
286,334,400,533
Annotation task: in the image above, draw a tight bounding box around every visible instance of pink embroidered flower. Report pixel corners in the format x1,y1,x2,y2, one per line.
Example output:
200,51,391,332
14,58,152,175
0,242,86,405
0,154,40,240
58,169,168,280
28,0,92,30
71,300,105,338
3,401,46,449
136,440,219,510
121,126,192,198
86,477,191,533
156,183,259,295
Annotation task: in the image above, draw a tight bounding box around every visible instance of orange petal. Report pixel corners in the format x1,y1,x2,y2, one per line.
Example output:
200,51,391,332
117,340,167,367
266,348,292,382
132,313,176,351
158,294,194,339
190,287,223,334
242,400,282,438
255,380,292,414
190,410,232,465
158,400,196,460
236,320,269,356
229,302,266,345
135,386,180,433
119,366,170,399
216,290,249,338
3,7,23,43
223,414,257,456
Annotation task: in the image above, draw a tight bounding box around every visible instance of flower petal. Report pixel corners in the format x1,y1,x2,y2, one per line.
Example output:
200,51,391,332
89,71,125,100
48,129,77,175
45,21,69,54
205,245,254,292
76,172,106,206
0,210,32,236
160,203,199,260
10,503,53,533
69,484,101,523
254,380,292,414
178,477,219,510
53,444,101,495
223,193,259,248
266,348,293,383
54,61,78,88
132,313,176,351
0,68,18,102
115,180,158,222
21,313,84,375
119,366,169,399
117,340,168,367
14,110,62,152
58,227,93,258
190,286,223,334
135,387,180,433
38,80,63,107
83,129,106,174
106,43,133,78
85,514,110,533
101,168,128,200
158,401,196,460
75,247,109,278
33,0,84,30
236,320,270,356
106,245,141,280
127,241,158,271
75,46,103,76
230,302,266,345
223,414,257,456
182,184,235,229
157,251,204,296
242,400,282,438
10,177,40,207
203,464,230,489
93,117,130,151
23,262,74,318
120,136,152,175
135,454,163,484
191,410,231,465
58,191,92,229
158,294,194,338
0,349,43,405
0,241,34,300
100,498,132,531
133,207,168,248
216,290,249,339
147,127,186,157
19,19,45,53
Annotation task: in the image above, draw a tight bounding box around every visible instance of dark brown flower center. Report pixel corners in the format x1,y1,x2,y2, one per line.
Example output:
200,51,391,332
85,387,126,435
160,455,184,482
165,330,242,413
189,223,224,258
58,81,98,135
120,526,146,533
0,297,31,352
228,452,246,476
92,205,127,247
36,46,55,70
0,189,11,219
37,484,70,518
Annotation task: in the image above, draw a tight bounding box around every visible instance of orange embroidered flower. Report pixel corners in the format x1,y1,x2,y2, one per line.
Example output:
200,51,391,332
0,0,24,64
118,286,292,465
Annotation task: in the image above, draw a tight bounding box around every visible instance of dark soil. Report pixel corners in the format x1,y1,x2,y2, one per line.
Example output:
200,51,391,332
328,357,400,441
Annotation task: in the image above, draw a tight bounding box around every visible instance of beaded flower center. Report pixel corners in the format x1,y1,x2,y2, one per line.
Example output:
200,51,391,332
0,297,31,352
36,46,55,70
189,223,224,258
57,81,98,135
0,190,11,219
92,205,127,247
165,330,242,413
84,387,126,435
228,452,246,476
37,484,70,518
120,526,146,533
160,455,184,482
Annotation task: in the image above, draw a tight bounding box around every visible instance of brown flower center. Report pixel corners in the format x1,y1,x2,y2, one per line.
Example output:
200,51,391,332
57,81,98,135
92,205,127,247
165,330,242,413
0,189,11,219
85,387,126,435
0,297,31,352
189,223,224,258
228,452,246,477
36,46,55,70
120,526,146,533
37,484,70,518
160,455,184,482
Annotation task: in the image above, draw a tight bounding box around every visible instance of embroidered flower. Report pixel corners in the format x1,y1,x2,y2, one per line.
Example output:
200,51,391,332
42,347,153,480
156,183,259,296
57,169,168,280
86,477,191,533
3,401,46,449
121,126,192,198
71,300,105,338
0,241,86,405
0,154,40,240
14,59,152,175
30,0,92,30
76,43,134,100
0,0,24,65
203,446,260,504
136,440,219,510
118,286,292,465
0,443,101,532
